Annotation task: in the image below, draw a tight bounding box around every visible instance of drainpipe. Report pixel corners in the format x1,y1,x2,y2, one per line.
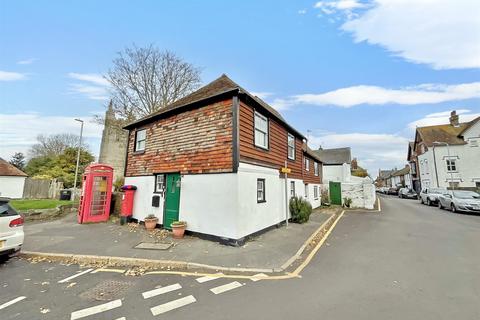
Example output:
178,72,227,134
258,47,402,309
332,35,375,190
432,145,440,188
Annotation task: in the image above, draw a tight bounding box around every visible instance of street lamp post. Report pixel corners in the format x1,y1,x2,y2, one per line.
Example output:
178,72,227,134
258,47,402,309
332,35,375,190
72,119,84,201
433,141,455,191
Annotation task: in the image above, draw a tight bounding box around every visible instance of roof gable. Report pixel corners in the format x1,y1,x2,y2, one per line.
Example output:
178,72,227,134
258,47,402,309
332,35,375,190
0,158,27,177
124,74,306,139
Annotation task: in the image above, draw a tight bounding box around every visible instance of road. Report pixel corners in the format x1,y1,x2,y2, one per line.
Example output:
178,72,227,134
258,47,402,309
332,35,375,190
1,195,479,319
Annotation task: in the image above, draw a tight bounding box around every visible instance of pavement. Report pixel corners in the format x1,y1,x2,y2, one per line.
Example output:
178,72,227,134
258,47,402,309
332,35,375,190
2,195,479,320
22,208,335,271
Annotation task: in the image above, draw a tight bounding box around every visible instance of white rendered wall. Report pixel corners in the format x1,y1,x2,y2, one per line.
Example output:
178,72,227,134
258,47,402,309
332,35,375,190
323,165,345,183
341,177,376,209
303,183,322,209
124,176,164,223
179,173,238,239
0,176,26,199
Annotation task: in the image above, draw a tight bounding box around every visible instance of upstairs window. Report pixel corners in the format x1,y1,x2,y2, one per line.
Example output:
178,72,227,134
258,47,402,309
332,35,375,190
254,112,269,149
304,157,310,171
135,129,146,152
287,133,295,160
257,179,266,202
314,162,319,176
446,159,457,172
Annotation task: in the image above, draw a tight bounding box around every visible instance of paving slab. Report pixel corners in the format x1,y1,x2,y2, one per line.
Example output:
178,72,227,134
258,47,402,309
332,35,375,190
22,209,333,270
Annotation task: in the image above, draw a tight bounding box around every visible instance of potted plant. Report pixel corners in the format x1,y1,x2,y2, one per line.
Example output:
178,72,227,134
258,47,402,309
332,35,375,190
171,221,187,239
343,197,353,208
144,214,158,231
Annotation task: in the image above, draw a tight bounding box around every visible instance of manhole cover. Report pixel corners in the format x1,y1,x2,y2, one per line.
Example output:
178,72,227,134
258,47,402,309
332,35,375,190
134,242,173,250
80,280,133,301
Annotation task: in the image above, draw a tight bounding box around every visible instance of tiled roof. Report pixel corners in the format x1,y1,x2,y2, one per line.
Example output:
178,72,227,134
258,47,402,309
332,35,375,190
392,165,410,176
416,123,469,147
313,147,351,165
0,158,27,177
378,169,394,179
124,74,305,139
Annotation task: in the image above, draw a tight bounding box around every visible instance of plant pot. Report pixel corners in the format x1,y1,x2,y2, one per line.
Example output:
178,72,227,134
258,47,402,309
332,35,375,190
144,217,158,231
171,223,186,239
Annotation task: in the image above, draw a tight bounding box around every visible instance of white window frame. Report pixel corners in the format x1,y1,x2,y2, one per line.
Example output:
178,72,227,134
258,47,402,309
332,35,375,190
446,159,457,172
305,157,310,171
154,174,165,193
287,133,295,160
290,181,295,197
314,186,319,199
135,129,146,152
254,111,269,149
257,178,266,203
314,162,319,176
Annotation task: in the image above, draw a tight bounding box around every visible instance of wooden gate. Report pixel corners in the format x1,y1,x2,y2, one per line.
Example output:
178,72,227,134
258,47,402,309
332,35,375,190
329,181,342,205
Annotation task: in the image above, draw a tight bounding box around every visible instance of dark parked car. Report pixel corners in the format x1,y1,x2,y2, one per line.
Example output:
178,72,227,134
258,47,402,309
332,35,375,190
419,188,447,206
387,187,399,196
398,188,418,199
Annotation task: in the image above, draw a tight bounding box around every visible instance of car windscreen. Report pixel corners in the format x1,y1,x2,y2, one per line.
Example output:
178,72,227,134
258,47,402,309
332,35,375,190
453,191,480,199
0,203,19,217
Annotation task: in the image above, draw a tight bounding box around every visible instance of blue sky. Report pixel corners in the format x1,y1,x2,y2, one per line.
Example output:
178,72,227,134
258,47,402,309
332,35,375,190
1,0,479,176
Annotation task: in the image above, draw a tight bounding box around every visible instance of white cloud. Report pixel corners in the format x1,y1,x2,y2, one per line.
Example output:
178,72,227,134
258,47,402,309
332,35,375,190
407,109,480,130
271,82,480,109
298,9,307,14
0,113,103,160
317,0,480,69
0,70,27,81
251,91,274,100
17,58,37,65
309,132,409,176
68,73,110,100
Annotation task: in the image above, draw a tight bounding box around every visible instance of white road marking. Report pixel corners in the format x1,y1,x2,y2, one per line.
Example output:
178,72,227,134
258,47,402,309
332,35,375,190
0,296,26,310
251,273,268,282
58,268,93,283
114,317,126,320
70,299,122,320
150,295,196,316
209,281,243,294
142,283,182,299
195,273,222,283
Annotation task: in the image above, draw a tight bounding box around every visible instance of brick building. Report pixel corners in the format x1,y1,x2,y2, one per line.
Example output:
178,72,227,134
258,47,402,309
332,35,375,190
123,75,323,244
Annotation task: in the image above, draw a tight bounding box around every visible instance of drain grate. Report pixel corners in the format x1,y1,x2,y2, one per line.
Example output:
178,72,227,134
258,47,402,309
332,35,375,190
80,280,133,301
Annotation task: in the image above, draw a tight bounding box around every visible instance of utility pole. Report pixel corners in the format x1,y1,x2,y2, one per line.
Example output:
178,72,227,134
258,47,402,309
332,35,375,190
72,118,84,201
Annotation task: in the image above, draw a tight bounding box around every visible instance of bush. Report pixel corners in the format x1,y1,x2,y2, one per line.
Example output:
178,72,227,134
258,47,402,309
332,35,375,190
321,188,330,205
289,196,313,223
343,197,352,208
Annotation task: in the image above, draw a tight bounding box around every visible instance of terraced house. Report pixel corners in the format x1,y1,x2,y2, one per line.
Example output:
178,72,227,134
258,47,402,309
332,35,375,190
123,75,323,244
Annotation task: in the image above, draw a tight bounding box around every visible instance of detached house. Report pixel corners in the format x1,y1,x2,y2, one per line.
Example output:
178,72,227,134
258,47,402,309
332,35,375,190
413,111,480,190
123,75,322,244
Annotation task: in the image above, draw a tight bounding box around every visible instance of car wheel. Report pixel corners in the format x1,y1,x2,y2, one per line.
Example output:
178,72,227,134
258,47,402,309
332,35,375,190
451,204,457,213
427,199,431,206
438,201,443,210
420,197,424,204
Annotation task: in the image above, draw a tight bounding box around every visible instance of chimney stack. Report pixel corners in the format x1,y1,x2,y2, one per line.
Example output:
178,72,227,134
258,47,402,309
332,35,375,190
449,110,459,127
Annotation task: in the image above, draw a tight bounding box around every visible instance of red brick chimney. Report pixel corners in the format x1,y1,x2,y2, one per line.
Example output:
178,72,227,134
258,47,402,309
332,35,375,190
449,110,459,127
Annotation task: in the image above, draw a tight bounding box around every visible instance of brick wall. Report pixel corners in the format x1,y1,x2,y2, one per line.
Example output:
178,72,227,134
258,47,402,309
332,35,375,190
125,99,233,176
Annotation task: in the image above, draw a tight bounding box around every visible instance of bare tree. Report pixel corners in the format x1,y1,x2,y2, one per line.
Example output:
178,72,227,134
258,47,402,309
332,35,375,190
105,45,202,122
28,133,82,158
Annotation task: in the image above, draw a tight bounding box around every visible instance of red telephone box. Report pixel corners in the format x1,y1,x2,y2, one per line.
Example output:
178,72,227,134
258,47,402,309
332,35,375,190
78,164,114,224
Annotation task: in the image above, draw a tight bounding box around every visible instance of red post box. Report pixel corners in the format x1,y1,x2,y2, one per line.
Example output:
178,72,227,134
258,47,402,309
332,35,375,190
120,185,137,225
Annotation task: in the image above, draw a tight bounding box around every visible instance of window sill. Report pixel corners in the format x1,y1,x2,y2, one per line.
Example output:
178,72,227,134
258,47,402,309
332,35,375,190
257,200,266,203
254,144,269,151
133,150,145,155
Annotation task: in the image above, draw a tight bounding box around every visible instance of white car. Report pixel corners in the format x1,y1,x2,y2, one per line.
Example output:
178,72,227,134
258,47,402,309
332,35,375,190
438,191,480,213
0,198,24,258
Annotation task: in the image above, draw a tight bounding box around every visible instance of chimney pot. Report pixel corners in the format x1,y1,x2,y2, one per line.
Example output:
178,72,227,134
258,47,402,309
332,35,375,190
449,110,459,127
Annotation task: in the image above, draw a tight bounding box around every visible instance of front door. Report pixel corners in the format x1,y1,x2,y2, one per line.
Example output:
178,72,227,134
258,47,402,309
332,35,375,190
164,173,181,230
329,181,342,205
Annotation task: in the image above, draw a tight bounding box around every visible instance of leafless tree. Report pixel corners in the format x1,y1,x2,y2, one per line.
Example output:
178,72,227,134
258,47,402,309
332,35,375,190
105,45,202,123
28,133,83,158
